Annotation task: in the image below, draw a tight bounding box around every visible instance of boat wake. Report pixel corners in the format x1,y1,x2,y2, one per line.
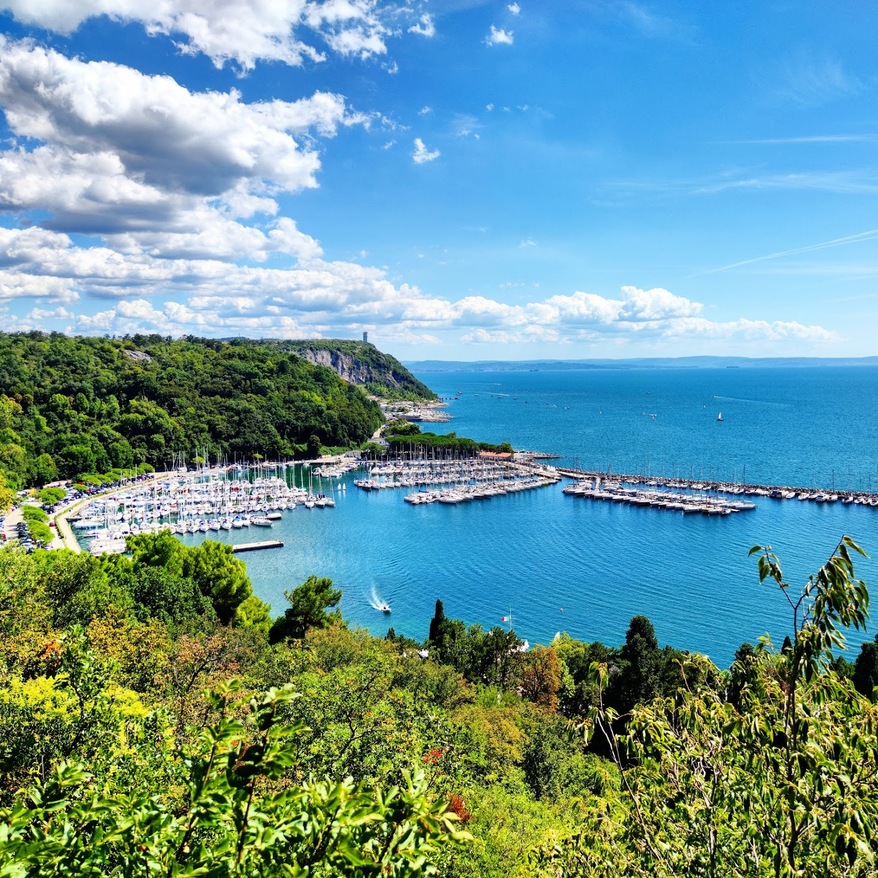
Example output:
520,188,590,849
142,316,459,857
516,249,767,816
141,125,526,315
711,394,787,408
368,587,391,614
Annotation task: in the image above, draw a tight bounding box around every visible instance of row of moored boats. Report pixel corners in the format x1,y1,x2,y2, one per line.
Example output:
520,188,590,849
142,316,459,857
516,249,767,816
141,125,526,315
558,470,878,509
70,470,338,553
405,473,560,505
562,480,756,515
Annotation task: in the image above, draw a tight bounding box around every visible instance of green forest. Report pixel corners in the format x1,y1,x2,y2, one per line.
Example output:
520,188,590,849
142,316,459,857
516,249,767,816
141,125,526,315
1,532,877,876
0,332,422,489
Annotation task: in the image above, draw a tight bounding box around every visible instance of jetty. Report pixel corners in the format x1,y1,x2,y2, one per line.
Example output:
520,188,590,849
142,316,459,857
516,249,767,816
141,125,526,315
562,478,754,515
232,540,284,553
353,456,561,505
555,468,878,508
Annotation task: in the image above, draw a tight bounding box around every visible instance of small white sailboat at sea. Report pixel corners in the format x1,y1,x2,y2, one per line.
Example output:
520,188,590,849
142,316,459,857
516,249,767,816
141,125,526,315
717,412,724,422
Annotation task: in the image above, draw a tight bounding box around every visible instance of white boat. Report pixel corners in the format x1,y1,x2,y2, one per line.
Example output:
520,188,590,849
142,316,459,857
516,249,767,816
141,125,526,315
251,517,272,527
717,412,724,422
379,602,391,614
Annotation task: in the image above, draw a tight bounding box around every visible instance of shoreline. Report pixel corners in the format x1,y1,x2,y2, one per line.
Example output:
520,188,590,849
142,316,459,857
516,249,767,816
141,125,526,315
20,452,878,560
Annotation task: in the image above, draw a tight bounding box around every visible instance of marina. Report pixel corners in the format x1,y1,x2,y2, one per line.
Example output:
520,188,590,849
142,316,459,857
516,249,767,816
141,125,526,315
67,464,340,554
65,453,878,557
46,365,878,668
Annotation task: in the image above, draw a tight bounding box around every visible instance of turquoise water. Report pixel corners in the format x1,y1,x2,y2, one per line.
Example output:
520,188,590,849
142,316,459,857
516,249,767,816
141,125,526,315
181,366,878,668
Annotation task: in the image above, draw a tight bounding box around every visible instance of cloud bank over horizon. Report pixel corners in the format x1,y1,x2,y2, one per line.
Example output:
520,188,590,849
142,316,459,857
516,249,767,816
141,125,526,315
0,3,869,358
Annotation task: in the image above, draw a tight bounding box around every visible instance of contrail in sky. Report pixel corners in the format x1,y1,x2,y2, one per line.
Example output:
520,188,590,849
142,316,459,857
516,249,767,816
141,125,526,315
696,227,878,276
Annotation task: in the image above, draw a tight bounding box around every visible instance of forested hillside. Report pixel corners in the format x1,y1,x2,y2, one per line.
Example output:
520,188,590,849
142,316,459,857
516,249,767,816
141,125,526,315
1,533,877,875
0,332,388,487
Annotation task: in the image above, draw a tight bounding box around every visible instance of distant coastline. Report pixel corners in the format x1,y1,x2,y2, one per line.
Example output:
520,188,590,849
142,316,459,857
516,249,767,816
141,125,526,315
406,355,878,373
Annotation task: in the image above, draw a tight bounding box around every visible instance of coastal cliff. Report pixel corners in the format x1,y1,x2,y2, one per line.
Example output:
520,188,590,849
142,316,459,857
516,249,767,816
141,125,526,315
283,340,436,401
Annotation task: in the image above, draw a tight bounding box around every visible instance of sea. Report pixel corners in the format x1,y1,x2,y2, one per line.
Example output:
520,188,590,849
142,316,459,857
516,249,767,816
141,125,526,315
180,365,878,669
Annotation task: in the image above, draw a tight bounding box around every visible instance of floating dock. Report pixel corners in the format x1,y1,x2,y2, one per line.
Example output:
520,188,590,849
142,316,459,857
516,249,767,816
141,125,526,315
232,540,284,553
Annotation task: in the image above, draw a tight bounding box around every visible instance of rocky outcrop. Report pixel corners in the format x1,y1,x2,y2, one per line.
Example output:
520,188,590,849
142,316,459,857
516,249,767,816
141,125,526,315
294,348,396,387
124,350,153,364
283,340,436,400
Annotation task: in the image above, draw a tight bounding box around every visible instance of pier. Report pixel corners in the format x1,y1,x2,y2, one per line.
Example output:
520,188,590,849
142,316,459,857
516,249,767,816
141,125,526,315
562,478,755,515
352,456,561,505
355,457,559,492
554,468,878,508
232,540,284,553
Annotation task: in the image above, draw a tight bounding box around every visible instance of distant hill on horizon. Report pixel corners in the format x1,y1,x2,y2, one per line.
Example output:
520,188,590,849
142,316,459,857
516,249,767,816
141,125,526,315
406,355,878,372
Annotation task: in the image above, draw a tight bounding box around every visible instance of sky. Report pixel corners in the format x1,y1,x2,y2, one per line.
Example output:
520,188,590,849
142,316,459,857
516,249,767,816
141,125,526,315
1,1,877,361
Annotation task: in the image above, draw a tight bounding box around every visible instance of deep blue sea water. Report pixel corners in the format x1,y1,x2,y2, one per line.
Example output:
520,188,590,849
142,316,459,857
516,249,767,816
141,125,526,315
182,366,878,668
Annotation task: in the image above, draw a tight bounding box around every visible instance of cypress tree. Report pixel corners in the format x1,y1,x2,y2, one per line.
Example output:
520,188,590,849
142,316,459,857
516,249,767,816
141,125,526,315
428,599,445,644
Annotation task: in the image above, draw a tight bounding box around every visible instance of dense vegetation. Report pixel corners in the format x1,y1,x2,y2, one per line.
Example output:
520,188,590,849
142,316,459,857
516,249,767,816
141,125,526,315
0,332,388,488
374,420,514,457
1,533,877,875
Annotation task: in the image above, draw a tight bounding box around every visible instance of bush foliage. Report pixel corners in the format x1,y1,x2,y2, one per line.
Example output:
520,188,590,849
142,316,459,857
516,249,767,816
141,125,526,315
0,535,877,876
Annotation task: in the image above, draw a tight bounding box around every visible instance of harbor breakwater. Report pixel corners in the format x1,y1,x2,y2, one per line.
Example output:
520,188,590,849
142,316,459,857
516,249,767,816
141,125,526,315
554,467,878,507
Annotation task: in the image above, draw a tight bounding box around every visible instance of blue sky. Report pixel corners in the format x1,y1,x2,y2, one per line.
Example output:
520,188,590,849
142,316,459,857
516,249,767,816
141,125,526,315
1,1,877,360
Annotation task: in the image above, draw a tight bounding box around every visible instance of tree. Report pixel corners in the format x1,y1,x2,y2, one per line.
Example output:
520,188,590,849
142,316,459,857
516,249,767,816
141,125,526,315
428,598,446,644
306,433,322,458
129,565,217,628
853,634,878,700
269,575,341,642
29,453,58,486
57,443,96,478
0,471,14,512
108,438,134,469
0,442,27,489
38,487,66,506
183,540,252,625
520,645,562,712
610,614,661,714
124,534,252,625
126,530,187,577
385,420,421,436
554,635,615,718
234,594,273,635
430,617,469,671
469,626,524,688
39,551,128,629
726,641,760,710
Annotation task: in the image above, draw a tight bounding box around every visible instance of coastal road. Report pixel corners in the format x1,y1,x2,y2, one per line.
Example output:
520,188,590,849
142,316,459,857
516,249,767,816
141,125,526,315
3,500,79,552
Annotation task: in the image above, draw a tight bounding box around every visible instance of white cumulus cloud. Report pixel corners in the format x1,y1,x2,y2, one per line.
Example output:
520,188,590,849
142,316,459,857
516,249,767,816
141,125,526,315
409,14,436,37
0,0,410,70
0,39,365,263
412,137,440,164
485,26,514,46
